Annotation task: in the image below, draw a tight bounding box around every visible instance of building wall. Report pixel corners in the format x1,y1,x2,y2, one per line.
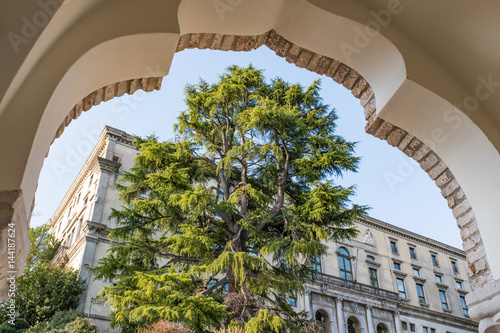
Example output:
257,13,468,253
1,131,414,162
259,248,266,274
47,127,477,333
298,217,476,333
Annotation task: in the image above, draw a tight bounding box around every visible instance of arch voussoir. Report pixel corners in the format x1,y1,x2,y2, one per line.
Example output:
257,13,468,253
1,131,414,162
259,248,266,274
51,77,163,145
366,112,491,289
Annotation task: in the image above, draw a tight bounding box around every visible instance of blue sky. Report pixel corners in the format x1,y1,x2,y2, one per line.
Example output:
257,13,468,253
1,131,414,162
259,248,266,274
31,47,463,249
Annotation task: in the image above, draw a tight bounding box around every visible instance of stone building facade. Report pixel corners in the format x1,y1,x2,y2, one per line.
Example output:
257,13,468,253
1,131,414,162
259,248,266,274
47,126,478,333
296,215,478,333
47,126,139,332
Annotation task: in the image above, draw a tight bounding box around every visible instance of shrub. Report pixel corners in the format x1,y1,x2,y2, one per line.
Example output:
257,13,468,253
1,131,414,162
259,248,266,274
0,317,30,333
24,310,96,333
136,320,194,333
63,317,97,333
214,328,247,333
47,310,80,330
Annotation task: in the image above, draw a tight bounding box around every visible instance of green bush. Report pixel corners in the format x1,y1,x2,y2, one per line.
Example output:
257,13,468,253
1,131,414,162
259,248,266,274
0,321,15,333
0,317,30,333
24,322,49,333
63,317,96,333
136,320,193,333
24,310,96,333
46,311,80,330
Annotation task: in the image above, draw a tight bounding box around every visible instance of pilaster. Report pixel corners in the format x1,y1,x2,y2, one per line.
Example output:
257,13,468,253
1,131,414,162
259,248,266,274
337,298,345,333
0,190,30,300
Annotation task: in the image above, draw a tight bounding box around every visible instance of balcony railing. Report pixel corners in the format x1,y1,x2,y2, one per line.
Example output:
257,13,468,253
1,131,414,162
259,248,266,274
313,272,400,301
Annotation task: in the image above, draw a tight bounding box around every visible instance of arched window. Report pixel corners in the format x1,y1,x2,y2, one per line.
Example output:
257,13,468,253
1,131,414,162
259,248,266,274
347,317,361,333
377,323,389,333
338,247,353,281
315,310,331,333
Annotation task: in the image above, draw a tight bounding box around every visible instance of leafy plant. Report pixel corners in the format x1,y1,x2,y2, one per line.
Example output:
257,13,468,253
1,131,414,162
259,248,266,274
16,264,85,326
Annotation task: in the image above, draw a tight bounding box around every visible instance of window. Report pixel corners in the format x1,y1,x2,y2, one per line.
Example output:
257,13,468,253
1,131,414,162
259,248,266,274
431,253,439,267
222,284,229,293
397,278,406,298
312,255,322,273
410,324,415,332
390,240,399,254
416,283,426,304
338,248,353,281
208,279,217,287
423,327,428,333
451,260,459,274
288,297,297,307
456,280,463,289
460,295,469,316
435,275,443,283
89,174,93,186
75,219,82,238
401,321,408,331
367,255,375,261
369,268,379,288
393,262,401,270
431,329,436,333
439,290,449,310
413,268,420,276
409,246,417,259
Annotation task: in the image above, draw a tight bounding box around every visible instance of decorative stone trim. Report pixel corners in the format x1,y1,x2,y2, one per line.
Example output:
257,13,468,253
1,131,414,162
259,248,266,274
51,77,162,145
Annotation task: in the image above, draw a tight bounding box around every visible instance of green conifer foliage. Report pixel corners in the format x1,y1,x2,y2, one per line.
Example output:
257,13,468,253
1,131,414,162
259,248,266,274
92,65,367,332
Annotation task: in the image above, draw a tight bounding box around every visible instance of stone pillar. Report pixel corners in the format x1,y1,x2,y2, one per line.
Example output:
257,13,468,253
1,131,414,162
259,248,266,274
337,298,345,333
77,231,99,313
0,190,30,300
90,157,120,223
304,290,312,319
467,279,500,333
394,311,402,333
366,305,375,333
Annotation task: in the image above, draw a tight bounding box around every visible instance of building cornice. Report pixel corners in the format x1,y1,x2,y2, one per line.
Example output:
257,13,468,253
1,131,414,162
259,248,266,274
398,302,477,330
47,127,136,227
357,215,466,259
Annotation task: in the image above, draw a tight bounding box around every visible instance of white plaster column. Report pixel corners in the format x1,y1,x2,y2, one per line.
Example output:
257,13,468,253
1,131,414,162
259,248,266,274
366,305,375,333
304,290,312,319
337,298,345,333
394,312,402,333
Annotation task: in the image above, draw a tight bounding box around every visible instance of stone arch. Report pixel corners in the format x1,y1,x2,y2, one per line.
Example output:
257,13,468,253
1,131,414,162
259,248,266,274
376,322,391,333
173,29,490,289
315,308,332,333
347,315,363,333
